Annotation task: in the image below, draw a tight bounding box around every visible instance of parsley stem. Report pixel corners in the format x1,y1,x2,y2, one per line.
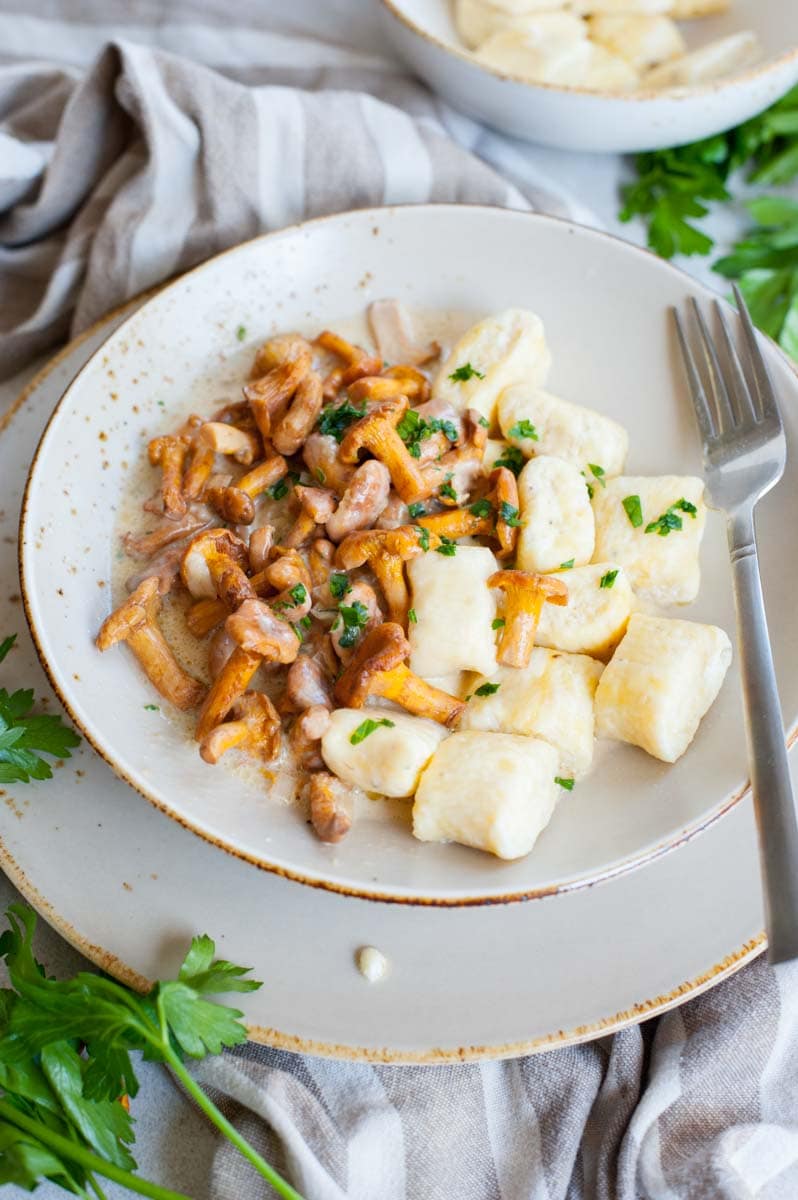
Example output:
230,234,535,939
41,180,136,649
161,1048,305,1200
0,1099,190,1200
88,1174,110,1200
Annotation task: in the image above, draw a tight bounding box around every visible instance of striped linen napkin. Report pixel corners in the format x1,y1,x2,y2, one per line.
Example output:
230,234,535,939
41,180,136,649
2,3,797,1197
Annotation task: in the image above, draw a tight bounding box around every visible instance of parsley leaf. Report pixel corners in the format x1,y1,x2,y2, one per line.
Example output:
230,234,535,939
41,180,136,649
288,583,307,607
622,495,643,528
469,498,493,518
448,362,484,383
350,718,395,746
0,669,80,785
408,608,418,624
407,502,426,519
493,445,525,478
492,618,506,630
0,636,15,664
329,572,351,601
143,703,160,712
267,471,299,501
317,399,366,443
415,526,431,552
508,420,538,441
478,416,490,428
588,464,607,488
645,498,697,537
555,777,575,791
599,569,619,590
474,682,500,697
398,412,459,459
337,601,370,648
498,501,523,528
235,324,247,342
559,559,575,570
435,537,457,557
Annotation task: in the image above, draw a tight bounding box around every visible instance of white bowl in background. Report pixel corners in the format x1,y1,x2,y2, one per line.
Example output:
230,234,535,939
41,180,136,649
379,0,798,153
20,204,798,904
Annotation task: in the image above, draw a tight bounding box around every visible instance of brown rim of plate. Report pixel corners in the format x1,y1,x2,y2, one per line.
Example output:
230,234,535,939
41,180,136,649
379,0,798,102
14,204,798,908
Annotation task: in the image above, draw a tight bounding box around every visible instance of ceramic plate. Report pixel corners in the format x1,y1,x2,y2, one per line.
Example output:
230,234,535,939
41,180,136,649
379,0,798,152
1,319,770,1057
19,206,798,906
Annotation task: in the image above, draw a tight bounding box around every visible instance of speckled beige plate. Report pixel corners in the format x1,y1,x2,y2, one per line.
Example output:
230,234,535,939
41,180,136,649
1,298,776,1059
18,206,798,907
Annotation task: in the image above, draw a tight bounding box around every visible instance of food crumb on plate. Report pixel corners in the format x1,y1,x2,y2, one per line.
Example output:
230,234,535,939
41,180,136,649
356,945,388,983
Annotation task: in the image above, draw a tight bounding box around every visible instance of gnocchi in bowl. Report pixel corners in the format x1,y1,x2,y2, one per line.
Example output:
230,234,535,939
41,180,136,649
21,205,798,903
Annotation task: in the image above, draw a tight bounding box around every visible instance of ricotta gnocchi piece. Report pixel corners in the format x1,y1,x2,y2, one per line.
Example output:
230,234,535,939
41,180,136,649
516,455,595,573
498,386,629,477
321,709,448,798
413,731,560,859
407,545,499,678
460,648,603,778
595,614,732,762
535,562,633,660
592,475,706,605
432,308,551,428
456,0,572,50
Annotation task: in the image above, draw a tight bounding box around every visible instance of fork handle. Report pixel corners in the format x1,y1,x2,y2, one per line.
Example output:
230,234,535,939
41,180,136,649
729,509,798,964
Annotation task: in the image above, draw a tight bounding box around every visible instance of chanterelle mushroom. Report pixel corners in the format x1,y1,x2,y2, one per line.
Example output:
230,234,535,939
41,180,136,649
96,577,205,711
199,692,281,765
284,485,337,549
335,525,435,626
325,460,391,543
335,622,465,726
339,396,433,506
206,455,288,527
367,299,440,367
180,528,254,609
244,359,308,442
489,571,569,669
307,770,353,843
148,434,188,520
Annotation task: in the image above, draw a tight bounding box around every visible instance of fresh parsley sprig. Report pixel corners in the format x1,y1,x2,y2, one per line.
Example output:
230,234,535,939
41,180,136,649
0,635,80,784
0,904,304,1200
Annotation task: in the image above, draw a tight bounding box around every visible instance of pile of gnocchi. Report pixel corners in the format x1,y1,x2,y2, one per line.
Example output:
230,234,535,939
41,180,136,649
456,0,760,92
100,302,731,862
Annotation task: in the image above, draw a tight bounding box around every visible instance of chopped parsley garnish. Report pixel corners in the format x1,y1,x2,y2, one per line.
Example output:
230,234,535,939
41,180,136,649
588,463,607,488
299,615,312,629
469,498,493,519
398,411,459,459
560,559,575,570
508,420,539,441
314,467,326,484
474,682,500,697
293,623,305,642
585,478,595,500
143,703,160,711
645,501,697,537
478,416,490,428
288,583,307,606
235,324,247,342
415,525,431,552
492,618,506,630
622,494,643,528
494,445,525,477
498,501,523,528
350,717,395,745
408,608,418,624
329,572,351,601
448,362,485,383
555,777,575,791
435,537,457,557
267,471,299,501
439,474,458,503
336,600,370,648
407,501,426,519
317,399,366,443
599,570,619,590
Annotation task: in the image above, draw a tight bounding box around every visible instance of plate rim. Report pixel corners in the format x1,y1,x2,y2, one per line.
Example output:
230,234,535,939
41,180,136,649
3,301,767,1062
17,203,797,907
379,0,798,103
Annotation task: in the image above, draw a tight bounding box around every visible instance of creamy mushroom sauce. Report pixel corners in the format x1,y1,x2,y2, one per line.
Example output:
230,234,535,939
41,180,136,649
111,307,474,804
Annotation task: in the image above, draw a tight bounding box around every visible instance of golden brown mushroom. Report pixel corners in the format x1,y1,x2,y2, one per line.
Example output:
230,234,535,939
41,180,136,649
250,333,312,382
415,504,493,542
422,408,487,501
122,507,212,560
285,656,334,712
289,704,331,770
367,299,440,367
307,771,353,843
308,538,335,601
248,525,275,573
180,528,254,609
243,360,308,443
347,368,429,406
487,467,522,561
335,525,436,626
195,648,262,742
325,460,391,543
186,597,228,638
148,435,188,520
96,577,206,711
196,421,261,466
284,485,337,549
302,432,356,497
335,623,464,726
489,571,569,669
199,692,281,765
329,582,384,662
206,455,288,526
316,330,381,388
226,598,304,661
271,372,324,456
339,397,433,506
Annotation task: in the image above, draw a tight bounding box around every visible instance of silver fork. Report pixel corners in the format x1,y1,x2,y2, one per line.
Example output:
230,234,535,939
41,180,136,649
673,285,798,965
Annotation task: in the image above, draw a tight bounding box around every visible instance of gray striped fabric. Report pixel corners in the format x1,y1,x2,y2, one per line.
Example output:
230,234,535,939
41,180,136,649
2,3,798,1197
